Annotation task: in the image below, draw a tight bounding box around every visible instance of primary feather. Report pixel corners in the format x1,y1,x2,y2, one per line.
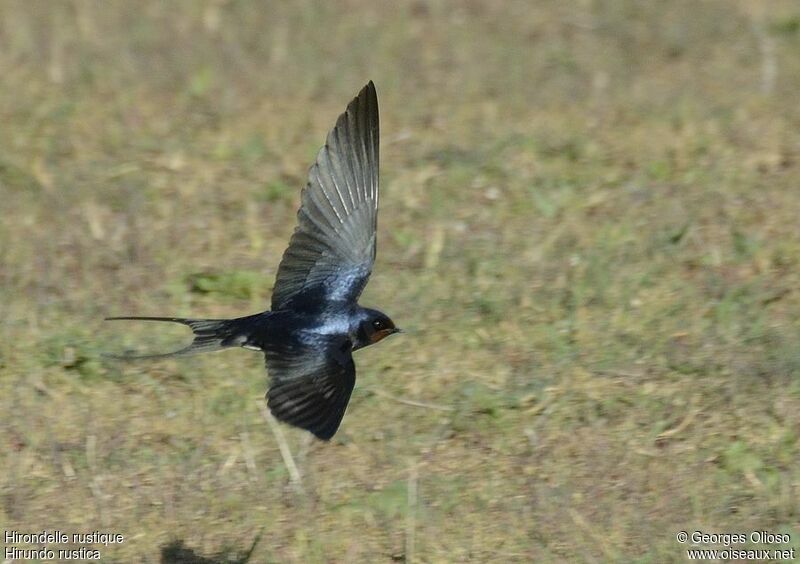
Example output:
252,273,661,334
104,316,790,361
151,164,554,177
271,81,380,313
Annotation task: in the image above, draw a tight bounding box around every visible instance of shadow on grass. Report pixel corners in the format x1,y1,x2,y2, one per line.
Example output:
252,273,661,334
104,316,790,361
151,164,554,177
160,533,261,564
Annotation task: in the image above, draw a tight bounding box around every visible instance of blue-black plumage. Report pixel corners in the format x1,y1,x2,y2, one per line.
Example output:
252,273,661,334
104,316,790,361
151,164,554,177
107,82,399,440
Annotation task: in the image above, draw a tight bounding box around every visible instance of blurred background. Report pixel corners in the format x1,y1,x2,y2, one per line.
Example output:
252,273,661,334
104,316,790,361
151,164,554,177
1,1,799,561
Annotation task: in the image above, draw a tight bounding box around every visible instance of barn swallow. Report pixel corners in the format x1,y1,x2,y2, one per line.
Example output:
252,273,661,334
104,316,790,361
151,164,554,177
107,82,399,440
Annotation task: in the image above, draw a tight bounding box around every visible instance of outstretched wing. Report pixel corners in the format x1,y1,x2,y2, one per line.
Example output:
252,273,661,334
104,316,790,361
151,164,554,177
264,335,356,440
271,81,380,313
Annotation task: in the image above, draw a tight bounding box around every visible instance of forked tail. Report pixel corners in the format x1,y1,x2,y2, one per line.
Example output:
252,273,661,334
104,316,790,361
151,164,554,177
105,316,245,359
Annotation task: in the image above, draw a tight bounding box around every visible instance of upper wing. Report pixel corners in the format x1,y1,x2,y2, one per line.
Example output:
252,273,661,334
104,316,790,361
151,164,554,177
271,81,380,312
264,334,356,440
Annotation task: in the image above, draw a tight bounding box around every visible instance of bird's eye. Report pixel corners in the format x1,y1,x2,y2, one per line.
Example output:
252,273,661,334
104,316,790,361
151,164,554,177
372,319,384,330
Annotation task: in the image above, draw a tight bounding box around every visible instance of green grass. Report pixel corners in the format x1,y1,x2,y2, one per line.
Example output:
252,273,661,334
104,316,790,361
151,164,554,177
2,1,800,562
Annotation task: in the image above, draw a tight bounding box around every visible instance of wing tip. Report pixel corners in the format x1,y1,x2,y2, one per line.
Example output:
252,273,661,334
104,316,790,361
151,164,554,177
351,80,378,118
311,427,336,441
266,389,347,441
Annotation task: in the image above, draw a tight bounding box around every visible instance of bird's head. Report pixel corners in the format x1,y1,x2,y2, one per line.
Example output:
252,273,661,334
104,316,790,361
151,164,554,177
356,308,400,349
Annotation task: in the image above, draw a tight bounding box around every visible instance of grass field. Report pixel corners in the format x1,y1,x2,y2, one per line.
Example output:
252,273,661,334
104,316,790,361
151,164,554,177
1,1,799,562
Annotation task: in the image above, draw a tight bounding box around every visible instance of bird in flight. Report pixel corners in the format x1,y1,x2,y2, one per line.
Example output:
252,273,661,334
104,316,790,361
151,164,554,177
108,82,399,440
